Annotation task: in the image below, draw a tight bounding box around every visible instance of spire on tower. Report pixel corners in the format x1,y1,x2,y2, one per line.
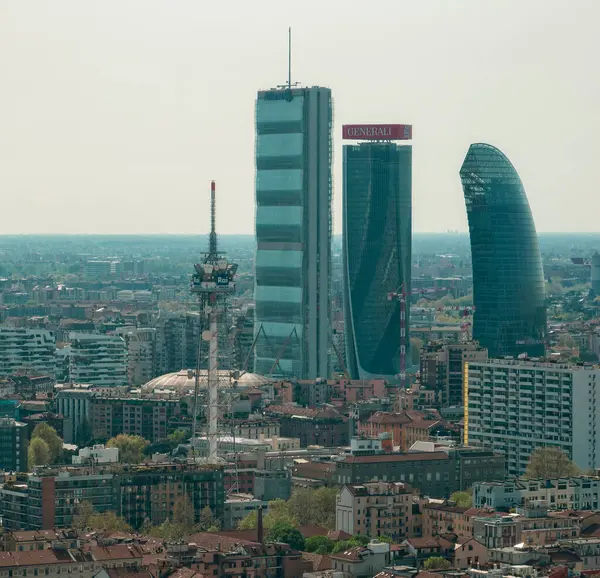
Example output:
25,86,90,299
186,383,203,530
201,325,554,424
209,180,217,257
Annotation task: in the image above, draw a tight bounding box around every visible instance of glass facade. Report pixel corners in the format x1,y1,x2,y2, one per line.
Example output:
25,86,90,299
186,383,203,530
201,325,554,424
254,87,332,379
343,143,412,378
460,143,546,357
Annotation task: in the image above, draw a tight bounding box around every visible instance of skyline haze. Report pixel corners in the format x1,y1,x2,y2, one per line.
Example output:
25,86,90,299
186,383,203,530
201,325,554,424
1,0,598,235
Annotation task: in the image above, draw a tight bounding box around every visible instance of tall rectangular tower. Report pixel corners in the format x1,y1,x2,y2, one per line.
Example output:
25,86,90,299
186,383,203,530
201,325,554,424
342,124,412,379
254,86,332,379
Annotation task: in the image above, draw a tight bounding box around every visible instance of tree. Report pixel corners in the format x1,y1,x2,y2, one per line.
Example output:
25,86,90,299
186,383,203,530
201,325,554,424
304,535,334,553
198,505,220,532
31,423,63,463
167,429,188,448
107,434,149,464
287,487,337,529
450,490,473,508
238,499,297,530
423,556,451,570
87,511,131,532
267,521,305,550
73,501,94,529
173,496,196,532
28,437,51,469
524,446,580,479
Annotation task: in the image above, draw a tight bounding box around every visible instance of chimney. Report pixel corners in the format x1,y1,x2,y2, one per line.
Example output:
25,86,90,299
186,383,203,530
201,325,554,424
257,506,264,545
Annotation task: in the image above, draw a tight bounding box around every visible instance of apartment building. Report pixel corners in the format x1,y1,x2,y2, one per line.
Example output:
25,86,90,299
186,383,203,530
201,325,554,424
466,359,600,475
473,477,600,511
0,418,28,472
357,410,443,450
0,326,56,378
54,388,97,444
336,482,419,541
0,544,144,578
0,461,224,531
68,332,127,387
473,506,581,548
333,447,505,498
420,341,488,406
91,394,181,442
115,326,157,386
421,501,493,541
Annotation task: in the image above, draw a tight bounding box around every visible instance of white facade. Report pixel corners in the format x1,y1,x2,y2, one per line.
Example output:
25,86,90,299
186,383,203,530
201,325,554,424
72,444,119,464
466,359,600,475
473,477,600,511
0,326,56,378
116,326,157,386
69,333,127,387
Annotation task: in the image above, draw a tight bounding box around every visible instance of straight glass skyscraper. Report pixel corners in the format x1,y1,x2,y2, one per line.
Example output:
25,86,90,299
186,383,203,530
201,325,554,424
254,87,332,379
460,143,546,357
343,141,412,379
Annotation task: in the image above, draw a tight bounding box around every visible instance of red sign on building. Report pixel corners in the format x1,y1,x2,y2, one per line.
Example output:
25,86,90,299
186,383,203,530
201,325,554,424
342,124,412,140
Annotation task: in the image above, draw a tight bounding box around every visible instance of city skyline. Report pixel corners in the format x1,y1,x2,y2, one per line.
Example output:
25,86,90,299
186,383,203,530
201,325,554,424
1,1,599,235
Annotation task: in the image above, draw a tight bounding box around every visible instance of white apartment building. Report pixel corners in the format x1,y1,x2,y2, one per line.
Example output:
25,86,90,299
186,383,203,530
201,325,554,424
466,359,600,475
116,326,157,386
68,332,127,388
0,326,56,378
473,477,600,511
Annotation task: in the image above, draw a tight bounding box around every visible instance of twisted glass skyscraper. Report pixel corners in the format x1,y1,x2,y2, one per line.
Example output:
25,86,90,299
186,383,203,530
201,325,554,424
343,142,412,378
460,143,546,358
253,87,332,379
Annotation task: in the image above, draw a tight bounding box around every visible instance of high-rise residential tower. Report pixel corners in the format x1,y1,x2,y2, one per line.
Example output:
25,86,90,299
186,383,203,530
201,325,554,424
460,143,546,357
254,86,332,379
342,124,412,379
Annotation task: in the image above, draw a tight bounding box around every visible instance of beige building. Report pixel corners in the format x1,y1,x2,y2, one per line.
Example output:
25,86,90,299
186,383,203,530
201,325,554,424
336,481,420,541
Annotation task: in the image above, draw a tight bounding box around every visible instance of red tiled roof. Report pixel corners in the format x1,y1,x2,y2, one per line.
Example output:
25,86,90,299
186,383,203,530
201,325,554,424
302,552,332,571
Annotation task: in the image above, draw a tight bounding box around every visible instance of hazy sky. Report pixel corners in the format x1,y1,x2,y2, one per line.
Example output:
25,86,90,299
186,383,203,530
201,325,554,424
1,1,599,235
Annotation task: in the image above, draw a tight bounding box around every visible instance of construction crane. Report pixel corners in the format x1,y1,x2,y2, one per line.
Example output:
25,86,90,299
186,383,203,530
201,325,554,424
388,285,452,390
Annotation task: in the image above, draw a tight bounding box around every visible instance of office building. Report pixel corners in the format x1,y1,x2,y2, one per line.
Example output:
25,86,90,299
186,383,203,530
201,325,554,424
420,341,488,406
68,332,127,387
465,358,600,475
460,144,546,357
0,327,56,378
0,418,28,472
253,85,332,379
342,124,412,379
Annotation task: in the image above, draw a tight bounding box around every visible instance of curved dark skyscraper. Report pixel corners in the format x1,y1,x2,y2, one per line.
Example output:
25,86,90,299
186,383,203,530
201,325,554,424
343,124,412,379
460,143,546,357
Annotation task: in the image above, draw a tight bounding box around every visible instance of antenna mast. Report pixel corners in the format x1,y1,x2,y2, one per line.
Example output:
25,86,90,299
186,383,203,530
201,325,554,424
209,180,217,257
288,27,292,90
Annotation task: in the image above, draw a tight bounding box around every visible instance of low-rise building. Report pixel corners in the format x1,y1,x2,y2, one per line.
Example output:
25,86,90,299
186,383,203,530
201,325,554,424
329,541,391,578
421,501,492,541
72,444,119,465
453,537,489,569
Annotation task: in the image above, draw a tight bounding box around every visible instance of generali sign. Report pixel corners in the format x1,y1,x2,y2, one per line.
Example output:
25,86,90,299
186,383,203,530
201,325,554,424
342,124,412,141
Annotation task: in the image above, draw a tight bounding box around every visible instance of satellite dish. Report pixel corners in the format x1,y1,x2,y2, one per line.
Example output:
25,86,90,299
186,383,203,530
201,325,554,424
202,330,212,341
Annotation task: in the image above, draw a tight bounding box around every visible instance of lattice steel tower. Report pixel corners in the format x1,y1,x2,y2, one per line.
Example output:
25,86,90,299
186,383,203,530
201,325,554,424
190,181,238,463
